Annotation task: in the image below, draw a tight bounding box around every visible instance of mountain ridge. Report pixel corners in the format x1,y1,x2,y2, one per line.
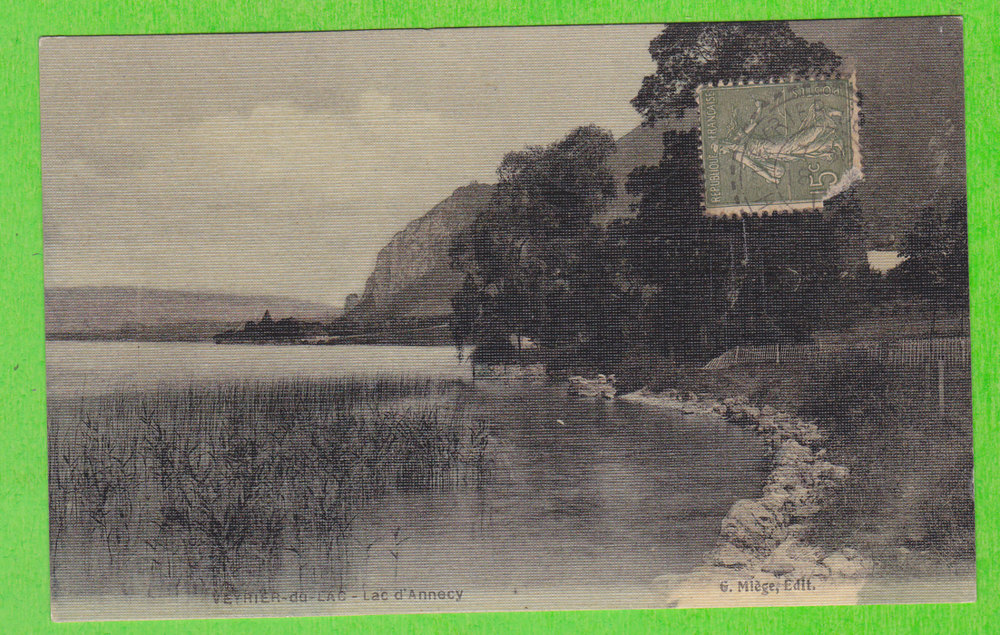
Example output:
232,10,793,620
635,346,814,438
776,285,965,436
46,286,339,339
347,120,685,324
348,181,495,323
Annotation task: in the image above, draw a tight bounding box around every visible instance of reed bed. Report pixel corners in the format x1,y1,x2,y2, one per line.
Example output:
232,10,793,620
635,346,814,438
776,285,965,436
48,375,494,597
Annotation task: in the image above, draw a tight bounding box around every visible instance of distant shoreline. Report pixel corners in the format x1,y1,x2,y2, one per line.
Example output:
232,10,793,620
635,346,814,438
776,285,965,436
45,335,455,346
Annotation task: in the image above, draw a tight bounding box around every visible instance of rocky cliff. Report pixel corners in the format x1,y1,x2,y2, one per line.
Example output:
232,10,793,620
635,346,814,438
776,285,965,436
347,120,691,324
347,122,685,324
348,78,962,325
349,182,495,322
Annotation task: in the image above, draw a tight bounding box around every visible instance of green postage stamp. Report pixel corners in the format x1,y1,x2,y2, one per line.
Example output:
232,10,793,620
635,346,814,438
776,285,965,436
697,77,862,216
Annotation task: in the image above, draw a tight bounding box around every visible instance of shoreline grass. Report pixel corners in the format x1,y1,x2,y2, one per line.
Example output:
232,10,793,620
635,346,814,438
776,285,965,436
634,353,975,576
48,376,494,598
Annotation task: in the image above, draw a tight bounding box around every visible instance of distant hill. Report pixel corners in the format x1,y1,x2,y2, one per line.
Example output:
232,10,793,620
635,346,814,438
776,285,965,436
45,286,339,341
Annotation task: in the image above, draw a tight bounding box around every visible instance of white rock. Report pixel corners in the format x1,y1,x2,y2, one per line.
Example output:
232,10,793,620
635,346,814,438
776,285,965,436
784,523,809,541
712,543,754,568
775,439,815,466
760,539,823,576
568,375,616,398
721,499,788,550
822,552,872,578
757,416,778,433
769,464,808,489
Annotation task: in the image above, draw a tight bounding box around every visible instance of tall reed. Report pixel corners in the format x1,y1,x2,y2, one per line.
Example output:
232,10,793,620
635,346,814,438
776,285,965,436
48,375,493,597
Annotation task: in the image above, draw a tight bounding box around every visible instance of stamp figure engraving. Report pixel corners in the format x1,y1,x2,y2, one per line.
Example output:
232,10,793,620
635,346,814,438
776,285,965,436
699,77,862,216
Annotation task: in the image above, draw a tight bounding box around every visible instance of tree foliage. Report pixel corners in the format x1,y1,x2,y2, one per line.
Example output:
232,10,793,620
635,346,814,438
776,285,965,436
892,196,969,307
617,130,731,357
449,125,620,362
448,21,964,373
632,21,843,123
619,22,850,357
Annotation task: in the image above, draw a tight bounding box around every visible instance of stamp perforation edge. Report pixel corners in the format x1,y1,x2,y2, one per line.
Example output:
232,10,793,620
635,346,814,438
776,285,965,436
694,73,863,218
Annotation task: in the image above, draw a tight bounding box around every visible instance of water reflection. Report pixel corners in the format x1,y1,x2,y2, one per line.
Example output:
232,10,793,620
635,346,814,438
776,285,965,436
47,342,767,604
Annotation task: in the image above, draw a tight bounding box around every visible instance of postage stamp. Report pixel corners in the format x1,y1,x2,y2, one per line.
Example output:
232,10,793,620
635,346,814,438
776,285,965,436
697,77,862,217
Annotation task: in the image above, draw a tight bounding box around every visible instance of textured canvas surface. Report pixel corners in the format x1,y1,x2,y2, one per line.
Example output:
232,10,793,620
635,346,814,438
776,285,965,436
2,2,998,634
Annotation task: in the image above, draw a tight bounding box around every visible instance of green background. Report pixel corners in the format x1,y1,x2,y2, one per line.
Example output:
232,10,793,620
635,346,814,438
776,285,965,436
1,0,996,632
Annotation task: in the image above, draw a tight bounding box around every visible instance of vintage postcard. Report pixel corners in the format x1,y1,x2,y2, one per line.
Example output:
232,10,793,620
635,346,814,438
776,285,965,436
41,17,972,621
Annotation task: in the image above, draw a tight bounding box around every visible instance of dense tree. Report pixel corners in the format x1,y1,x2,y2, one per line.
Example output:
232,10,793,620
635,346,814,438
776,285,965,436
619,130,731,358
450,126,620,363
632,21,842,123
892,196,969,308
622,21,853,357
451,22,868,369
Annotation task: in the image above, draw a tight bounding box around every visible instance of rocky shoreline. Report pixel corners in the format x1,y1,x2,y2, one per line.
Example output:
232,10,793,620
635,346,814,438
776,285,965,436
567,374,617,398
618,388,874,607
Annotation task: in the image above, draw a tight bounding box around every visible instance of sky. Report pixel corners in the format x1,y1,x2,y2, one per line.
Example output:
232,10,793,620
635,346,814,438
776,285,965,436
39,25,663,307
39,19,964,308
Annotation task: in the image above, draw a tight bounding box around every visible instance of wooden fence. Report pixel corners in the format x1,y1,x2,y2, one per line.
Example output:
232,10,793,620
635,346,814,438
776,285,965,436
703,336,971,371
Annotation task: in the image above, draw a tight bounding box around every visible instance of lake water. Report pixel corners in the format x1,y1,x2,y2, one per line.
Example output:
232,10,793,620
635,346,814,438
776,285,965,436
45,341,474,399
47,341,768,615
